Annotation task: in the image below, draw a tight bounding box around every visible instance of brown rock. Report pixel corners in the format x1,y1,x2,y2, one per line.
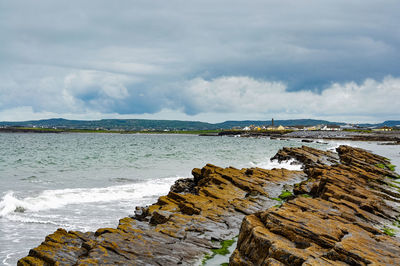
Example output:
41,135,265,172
231,145,400,265
18,145,400,265
271,145,339,168
18,162,304,265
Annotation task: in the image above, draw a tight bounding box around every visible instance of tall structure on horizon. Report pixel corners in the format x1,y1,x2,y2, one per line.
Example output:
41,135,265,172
271,118,274,127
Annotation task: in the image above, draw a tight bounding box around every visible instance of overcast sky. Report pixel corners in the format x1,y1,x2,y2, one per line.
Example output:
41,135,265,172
0,0,399,123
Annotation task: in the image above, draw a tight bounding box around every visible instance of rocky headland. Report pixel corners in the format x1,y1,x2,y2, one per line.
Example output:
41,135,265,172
18,145,400,265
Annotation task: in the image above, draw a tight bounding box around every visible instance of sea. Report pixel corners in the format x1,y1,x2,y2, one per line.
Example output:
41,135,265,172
0,133,399,265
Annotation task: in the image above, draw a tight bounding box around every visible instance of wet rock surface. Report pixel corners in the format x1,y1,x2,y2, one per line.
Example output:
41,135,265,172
230,145,400,265
18,164,304,265
18,145,400,265
271,145,339,168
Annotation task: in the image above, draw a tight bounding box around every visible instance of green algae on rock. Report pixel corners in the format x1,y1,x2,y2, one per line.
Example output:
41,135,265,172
201,237,237,265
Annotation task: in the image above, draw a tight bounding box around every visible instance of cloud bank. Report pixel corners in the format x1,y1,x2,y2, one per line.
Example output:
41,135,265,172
0,0,399,122
1,74,398,123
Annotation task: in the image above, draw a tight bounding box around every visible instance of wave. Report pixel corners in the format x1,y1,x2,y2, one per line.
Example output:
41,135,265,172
0,155,328,219
326,141,355,152
249,158,302,171
0,176,180,217
4,214,66,226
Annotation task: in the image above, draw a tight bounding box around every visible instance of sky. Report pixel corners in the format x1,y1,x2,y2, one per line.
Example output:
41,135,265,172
0,0,399,123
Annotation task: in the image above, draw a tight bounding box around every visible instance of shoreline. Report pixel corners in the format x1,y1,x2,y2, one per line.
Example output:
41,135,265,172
2,127,400,144
218,129,400,142
18,144,400,265
0,127,221,135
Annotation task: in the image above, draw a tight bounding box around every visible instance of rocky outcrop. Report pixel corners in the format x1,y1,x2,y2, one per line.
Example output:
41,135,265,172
18,145,400,265
18,164,304,265
271,145,339,168
230,145,400,265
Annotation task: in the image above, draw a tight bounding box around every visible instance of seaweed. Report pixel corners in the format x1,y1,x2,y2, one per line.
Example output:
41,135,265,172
376,163,386,169
270,190,295,208
202,238,236,265
382,226,396,237
393,220,400,228
376,163,397,172
278,190,293,200
387,164,396,172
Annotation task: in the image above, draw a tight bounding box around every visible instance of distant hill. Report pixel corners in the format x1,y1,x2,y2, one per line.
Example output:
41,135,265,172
358,120,400,128
0,118,395,131
378,120,400,127
0,118,216,131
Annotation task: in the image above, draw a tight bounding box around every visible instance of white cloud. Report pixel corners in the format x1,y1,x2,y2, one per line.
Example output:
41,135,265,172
63,70,131,100
1,75,398,123
319,77,400,116
181,77,289,113
180,75,400,121
0,106,59,122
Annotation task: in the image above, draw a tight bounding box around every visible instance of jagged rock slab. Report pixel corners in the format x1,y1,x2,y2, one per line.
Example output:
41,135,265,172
271,145,339,167
18,164,304,265
18,145,400,265
231,145,400,265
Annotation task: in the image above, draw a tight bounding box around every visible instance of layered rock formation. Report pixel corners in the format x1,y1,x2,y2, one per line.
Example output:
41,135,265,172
18,145,400,265
18,164,304,265
230,146,400,265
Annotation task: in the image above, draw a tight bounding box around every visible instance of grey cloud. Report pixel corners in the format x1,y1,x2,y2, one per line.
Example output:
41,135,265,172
0,0,399,121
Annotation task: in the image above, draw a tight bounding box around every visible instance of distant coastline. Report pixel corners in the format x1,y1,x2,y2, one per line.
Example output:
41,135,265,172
1,118,399,132
1,126,399,143
0,127,221,135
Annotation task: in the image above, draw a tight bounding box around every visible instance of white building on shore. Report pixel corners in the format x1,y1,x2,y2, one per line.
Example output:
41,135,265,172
321,125,342,131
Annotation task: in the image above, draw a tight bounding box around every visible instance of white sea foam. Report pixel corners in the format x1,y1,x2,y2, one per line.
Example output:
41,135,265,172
0,176,180,217
4,214,66,226
249,158,303,171
327,141,354,152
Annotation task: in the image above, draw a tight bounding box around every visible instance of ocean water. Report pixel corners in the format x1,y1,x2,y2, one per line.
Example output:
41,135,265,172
0,133,398,265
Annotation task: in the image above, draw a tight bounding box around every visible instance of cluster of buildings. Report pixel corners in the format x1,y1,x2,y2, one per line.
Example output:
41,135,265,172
240,119,395,132
241,124,343,131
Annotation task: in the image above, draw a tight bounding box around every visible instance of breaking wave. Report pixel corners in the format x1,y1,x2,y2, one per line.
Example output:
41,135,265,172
249,158,303,171
0,176,180,217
